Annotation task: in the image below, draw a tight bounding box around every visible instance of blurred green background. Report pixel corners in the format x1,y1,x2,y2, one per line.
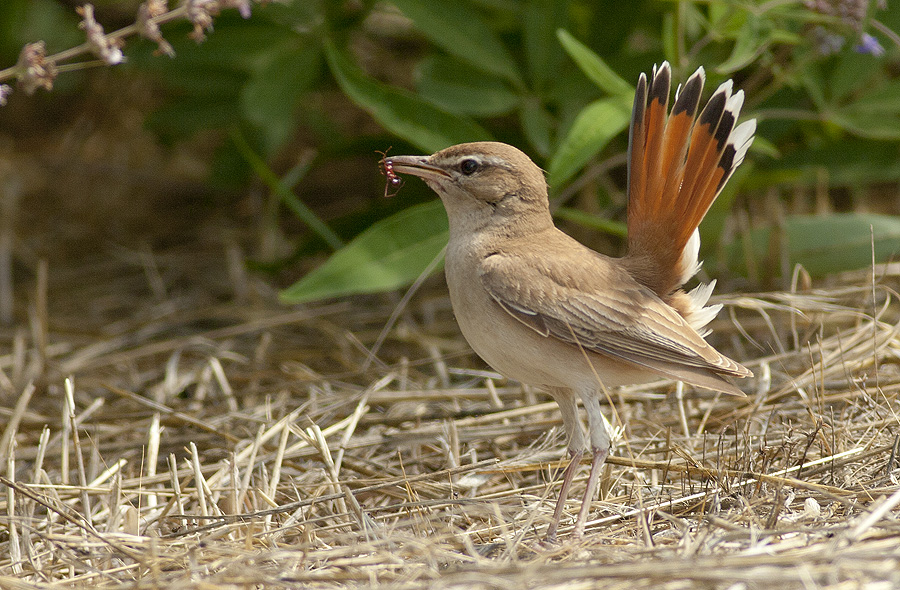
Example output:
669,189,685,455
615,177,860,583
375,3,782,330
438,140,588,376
1,0,899,303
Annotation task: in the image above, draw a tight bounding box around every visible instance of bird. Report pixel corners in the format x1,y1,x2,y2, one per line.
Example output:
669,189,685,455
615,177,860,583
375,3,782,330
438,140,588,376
383,62,755,540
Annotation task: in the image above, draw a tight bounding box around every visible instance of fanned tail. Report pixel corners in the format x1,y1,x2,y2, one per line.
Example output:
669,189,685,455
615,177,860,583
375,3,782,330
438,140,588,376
624,62,755,328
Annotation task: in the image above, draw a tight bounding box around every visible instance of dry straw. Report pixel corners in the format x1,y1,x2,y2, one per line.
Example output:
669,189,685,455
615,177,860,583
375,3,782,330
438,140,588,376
2,247,900,589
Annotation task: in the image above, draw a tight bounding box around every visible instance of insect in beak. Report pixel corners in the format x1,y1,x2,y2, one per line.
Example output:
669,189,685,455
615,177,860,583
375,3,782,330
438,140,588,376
376,148,405,197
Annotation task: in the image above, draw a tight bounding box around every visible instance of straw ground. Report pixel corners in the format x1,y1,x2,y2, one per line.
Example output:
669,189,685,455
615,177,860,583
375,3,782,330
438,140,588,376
3,235,900,589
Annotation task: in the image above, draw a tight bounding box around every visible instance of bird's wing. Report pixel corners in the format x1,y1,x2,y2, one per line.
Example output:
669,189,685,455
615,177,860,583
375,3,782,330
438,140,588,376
480,245,751,391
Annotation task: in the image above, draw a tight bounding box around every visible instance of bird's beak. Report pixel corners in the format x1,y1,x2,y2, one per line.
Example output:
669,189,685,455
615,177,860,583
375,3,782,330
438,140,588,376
385,155,451,181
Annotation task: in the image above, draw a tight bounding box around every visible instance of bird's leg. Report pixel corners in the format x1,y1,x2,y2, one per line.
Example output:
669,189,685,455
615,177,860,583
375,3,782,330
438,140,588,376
544,387,586,542
572,391,611,539
572,444,608,538
546,446,583,542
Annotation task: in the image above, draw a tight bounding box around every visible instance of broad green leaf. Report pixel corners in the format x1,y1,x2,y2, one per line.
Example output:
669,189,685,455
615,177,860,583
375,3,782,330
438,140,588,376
707,1,729,26
241,44,321,153
717,15,765,74
324,41,490,153
768,29,802,45
390,0,523,87
524,0,565,89
556,29,632,97
280,201,449,303
724,213,900,277
547,96,632,189
520,97,554,156
847,80,900,114
831,78,900,139
829,51,879,105
415,55,519,117
831,110,900,140
748,136,900,188
799,63,828,111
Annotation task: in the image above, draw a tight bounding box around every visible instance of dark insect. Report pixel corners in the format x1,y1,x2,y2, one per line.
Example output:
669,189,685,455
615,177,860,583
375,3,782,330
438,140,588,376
377,148,404,197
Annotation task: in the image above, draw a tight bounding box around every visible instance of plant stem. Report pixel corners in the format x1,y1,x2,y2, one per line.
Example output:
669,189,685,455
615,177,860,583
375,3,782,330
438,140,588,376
230,128,344,251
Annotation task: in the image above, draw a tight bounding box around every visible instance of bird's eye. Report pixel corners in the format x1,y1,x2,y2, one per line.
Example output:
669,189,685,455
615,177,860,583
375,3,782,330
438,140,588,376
459,159,480,175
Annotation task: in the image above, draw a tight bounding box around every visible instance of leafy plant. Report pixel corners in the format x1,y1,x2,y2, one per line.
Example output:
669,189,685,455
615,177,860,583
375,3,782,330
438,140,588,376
282,0,900,301
7,0,894,299
723,212,900,279
280,200,448,303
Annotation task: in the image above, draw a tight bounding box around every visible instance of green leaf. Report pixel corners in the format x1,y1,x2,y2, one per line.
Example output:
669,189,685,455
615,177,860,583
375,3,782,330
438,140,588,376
556,29,632,97
547,95,632,188
829,51,878,105
847,80,900,114
832,79,900,139
748,135,780,159
241,44,322,153
831,111,900,140
800,63,828,111
520,97,554,156
707,1,729,26
280,201,449,303
749,136,900,189
324,40,491,152
524,0,565,89
415,55,519,117
724,213,900,277
390,0,523,86
717,14,765,74
767,29,802,45
230,129,343,251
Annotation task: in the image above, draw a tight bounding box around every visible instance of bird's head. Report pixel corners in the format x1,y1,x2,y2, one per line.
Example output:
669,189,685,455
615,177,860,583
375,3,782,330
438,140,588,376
386,142,551,232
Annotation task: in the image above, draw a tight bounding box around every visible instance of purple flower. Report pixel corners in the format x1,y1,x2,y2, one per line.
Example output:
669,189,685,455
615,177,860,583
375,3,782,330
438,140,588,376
855,33,885,56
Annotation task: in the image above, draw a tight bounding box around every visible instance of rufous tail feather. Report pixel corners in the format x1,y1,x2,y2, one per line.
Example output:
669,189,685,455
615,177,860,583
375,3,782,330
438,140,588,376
625,62,755,304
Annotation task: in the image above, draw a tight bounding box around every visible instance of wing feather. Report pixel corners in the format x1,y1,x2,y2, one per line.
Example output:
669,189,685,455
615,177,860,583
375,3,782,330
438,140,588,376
480,249,751,386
